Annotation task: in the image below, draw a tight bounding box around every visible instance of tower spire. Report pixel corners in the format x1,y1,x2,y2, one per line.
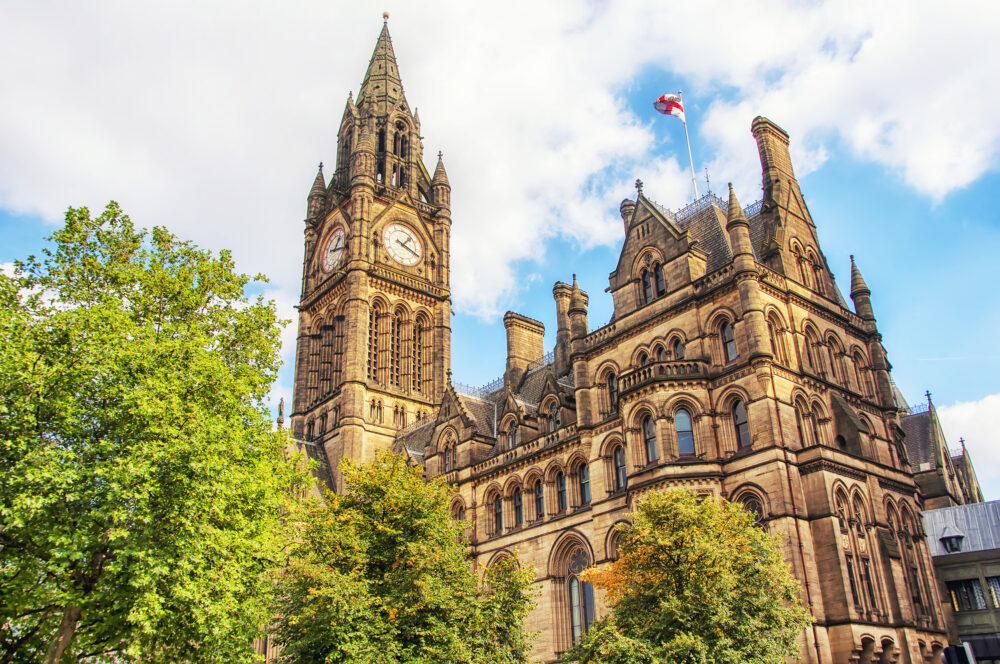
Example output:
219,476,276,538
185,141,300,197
849,255,876,322
357,18,406,112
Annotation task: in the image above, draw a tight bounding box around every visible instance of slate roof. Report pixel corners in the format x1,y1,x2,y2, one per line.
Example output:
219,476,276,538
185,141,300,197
648,193,851,307
900,410,937,469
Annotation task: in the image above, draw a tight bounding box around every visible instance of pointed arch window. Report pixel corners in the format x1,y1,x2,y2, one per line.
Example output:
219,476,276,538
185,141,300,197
513,488,523,527
811,405,824,446
556,472,567,512
733,399,751,449
493,495,503,535
578,464,591,505
672,338,685,360
547,401,560,433
444,444,452,472
534,479,545,519
389,311,403,387
653,264,665,296
721,321,737,362
568,547,595,645
613,445,627,490
606,373,619,413
637,351,649,367
675,408,695,456
656,345,667,362
641,270,653,304
794,399,809,446
368,306,381,382
643,414,659,464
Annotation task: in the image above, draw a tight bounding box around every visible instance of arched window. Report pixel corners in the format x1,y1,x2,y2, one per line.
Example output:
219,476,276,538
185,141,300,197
444,444,452,472
556,472,568,512
451,445,458,471
534,479,545,519
641,270,653,304
732,399,751,449
811,404,824,446
721,321,737,362
513,488,523,527
656,345,667,362
547,401,560,433
568,547,595,645
613,445,627,490
637,351,649,367
455,505,465,521
643,414,658,463
794,399,809,446
827,341,841,384
507,420,519,447
578,463,591,504
812,262,825,295
368,305,382,382
389,311,404,387
493,494,503,534
654,264,665,296
767,316,786,365
672,338,685,360
413,318,426,393
804,329,822,374
739,495,765,526
675,408,695,456
606,373,619,413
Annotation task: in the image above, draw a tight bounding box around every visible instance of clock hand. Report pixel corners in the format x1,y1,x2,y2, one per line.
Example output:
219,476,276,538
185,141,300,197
396,239,419,257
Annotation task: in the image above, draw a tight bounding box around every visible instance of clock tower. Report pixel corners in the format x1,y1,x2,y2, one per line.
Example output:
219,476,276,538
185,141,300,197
290,18,452,489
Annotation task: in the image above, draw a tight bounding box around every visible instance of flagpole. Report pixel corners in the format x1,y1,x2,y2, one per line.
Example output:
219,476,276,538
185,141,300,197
679,90,699,200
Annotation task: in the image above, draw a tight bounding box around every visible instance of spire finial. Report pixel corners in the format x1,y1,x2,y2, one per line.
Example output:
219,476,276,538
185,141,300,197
926,390,933,405
635,179,643,194
318,161,323,171
382,11,389,21
438,150,443,159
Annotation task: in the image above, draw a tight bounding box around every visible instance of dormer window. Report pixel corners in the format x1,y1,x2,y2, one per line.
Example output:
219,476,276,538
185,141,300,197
941,528,965,553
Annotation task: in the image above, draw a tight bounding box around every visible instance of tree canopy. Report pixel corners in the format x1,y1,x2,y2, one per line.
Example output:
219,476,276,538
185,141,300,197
560,489,813,664
274,451,537,664
0,203,304,663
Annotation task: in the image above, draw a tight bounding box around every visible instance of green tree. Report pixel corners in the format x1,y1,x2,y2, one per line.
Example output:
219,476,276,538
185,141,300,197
274,451,537,664
561,489,813,664
0,203,305,663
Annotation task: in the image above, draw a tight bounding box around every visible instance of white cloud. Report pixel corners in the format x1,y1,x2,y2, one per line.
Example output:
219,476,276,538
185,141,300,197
937,394,1000,501
1,0,998,321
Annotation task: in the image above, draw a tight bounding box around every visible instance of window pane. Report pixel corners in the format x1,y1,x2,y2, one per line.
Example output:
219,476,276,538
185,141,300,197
570,578,582,644
535,480,545,517
676,409,695,456
733,400,750,449
579,465,590,504
988,577,1000,608
614,446,627,490
514,489,523,526
557,473,567,511
644,416,658,462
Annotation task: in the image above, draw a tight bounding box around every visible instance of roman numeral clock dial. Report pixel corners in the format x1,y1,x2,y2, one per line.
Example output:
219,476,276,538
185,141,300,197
383,223,422,267
321,227,346,272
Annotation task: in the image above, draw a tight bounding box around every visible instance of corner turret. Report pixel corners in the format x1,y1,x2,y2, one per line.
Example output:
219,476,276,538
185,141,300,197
432,152,451,209
568,275,589,340
307,163,326,220
850,255,876,322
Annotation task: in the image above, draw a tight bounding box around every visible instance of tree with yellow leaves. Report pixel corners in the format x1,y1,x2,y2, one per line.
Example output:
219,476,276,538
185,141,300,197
560,489,812,664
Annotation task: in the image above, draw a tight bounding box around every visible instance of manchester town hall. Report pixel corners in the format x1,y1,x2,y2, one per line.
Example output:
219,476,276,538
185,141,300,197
279,20,984,664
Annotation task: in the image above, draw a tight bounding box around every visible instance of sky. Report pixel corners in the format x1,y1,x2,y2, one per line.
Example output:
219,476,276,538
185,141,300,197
1,1,998,496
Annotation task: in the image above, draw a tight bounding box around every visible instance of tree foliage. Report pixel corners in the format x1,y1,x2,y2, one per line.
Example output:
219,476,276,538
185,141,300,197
274,451,537,664
561,489,813,664
0,203,304,663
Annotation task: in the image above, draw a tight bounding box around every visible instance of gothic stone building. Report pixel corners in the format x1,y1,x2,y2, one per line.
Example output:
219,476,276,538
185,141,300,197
287,20,976,664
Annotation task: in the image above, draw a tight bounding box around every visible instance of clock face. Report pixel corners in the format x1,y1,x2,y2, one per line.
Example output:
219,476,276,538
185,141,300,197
321,227,346,272
383,223,422,266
